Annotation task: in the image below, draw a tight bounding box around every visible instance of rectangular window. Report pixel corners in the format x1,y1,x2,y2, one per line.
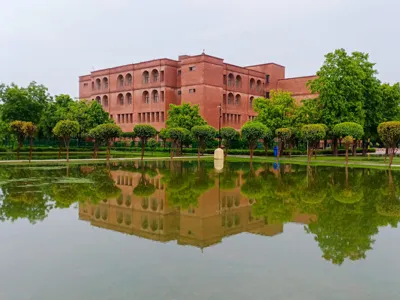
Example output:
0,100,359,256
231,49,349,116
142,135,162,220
189,89,196,94
117,114,120,123
151,112,155,122
161,112,165,122
178,90,181,95
238,115,241,123
130,113,133,123
223,94,226,104
121,114,125,124
178,70,181,75
266,92,270,99
83,83,88,87
110,114,113,120
266,74,270,83
138,113,141,122
156,112,159,122
189,66,196,71
161,71,164,82
147,113,151,122
161,91,165,102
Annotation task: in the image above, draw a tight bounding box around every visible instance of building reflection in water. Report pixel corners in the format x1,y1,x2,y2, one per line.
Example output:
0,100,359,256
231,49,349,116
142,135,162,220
79,164,315,249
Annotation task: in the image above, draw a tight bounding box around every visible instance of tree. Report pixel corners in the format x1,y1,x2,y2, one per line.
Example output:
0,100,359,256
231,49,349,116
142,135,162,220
10,121,26,159
167,127,188,158
0,82,51,124
275,127,293,157
262,127,273,157
377,121,400,168
241,122,267,161
294,98,323,126
133,124,157,160
147,138,158,156
191,125,217,158
308,49,380,155
381,83,400,121
22,122,37,162
166,103,206,131
342,136,354,164
94,124,122,160
220,127,239,157
88,126,103,158
159,128,169,148
253,90,297,133
301,124,326,162
333,122,364,157
53,120,80,162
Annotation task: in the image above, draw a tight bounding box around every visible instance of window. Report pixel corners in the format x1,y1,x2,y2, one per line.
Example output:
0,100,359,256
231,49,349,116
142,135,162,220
161,112,165,122
266,92,270,99
177,90,181,95
178,70,182,75
228,93,234,104
152,69,159,82
249,96,254,107
161,71,164,82
235,94,241,105
250,78,255,89
142,71,149,84
138,113,141,122
152,90,159,103
95,78,101,90
126,73,132,85
118,94,124,105
143,91,150,103
83,83,88,87
161,91,165,102
130,114,133,123
117,114,121,123
223,94,226,104
156,112,159,122
127,93,132,105
228,73,234,86
266,74,270,83
189,66,196,71
236,75,242,88
189,89,196,94
223,75,227,85
117,75,124,87
102,96,109,107
103,77,108,89
257,80,262,92
95,96,101,104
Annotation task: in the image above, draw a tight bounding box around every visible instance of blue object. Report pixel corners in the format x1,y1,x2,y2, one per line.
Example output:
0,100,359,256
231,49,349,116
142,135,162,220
273,146,279,157
273,162,280,170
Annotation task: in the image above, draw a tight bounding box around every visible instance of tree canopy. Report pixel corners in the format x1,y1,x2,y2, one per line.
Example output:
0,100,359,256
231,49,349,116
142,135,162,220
166,103,206,130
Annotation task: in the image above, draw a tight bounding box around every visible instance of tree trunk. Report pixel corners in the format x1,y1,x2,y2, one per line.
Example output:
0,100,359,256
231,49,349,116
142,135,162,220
385,146,389,163
250,148,254,162
289,142,292,158
345,144,349,165
141,139,145,160
17,140,22,160
389,148,394,169
352,142,356,156
107,141,111,161
29,137,33,162
333,138,338,156
264,143,268,157
58,139,62,159
308,147,313,164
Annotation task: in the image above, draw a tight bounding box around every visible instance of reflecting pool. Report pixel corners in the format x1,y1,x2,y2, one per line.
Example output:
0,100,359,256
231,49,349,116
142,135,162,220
0,161,399,299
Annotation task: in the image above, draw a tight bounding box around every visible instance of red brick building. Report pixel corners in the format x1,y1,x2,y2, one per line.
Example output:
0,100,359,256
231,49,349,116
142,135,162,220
79,53,316,132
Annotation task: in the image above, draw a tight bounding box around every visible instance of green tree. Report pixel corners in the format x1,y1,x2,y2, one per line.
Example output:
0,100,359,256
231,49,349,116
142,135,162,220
253,90,297,133
308,49,380,155
301,124,326,162
133,124,157,160
53,120,80,162
0,82,51,124
167,127,189,158
88,126,102,158
166,103,206,130
147,138,158,156
275,127,293,157
94,124,122,160
241,122,267,161
332,122,364,156
22,122,37,162
381,83,400,121
262,127,273,157
294,98,323,126
191,125,217,158
377,121,400,168
159,128,169,148
220,127,239,157
9,121,26,159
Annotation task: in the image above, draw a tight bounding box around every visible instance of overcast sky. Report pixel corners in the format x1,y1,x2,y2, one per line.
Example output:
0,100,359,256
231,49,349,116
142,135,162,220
0,0,398,97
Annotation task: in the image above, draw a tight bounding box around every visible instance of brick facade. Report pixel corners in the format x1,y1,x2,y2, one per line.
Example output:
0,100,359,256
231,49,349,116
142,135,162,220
79,53,316,132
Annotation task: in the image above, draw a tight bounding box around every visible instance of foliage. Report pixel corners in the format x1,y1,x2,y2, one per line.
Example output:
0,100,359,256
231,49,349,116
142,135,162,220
275,127,293,142
158,128,169,147
93,123,122,159
253,90,297,133
301,124,326,143
377,121,400,148
133,124,157,159
166,103,206,130
342,135,354,145
191,125,217,156
53,120,80,161
147,138,158,153
241,122,268,159
332,122,364,139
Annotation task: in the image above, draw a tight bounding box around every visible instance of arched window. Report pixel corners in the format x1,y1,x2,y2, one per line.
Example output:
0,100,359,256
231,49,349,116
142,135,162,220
118,93,124,105
236,75,242,88
249,96,254,107
103,77,108,89
126,93,132,105
91,82,94,90
228,93,234,104
95,78,101,90
152,90,159,103
95,96,101,104
250,78,255,90
142,71,149,84
257,80,262,92
228,74,234,86
151,69,159,82
117,75,124,87
143,91,150,103
126,73,132,86
102,95,108,107
235,94,241,105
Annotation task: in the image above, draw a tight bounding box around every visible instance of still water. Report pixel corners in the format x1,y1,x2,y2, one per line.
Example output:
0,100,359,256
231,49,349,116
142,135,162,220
0,161,399,300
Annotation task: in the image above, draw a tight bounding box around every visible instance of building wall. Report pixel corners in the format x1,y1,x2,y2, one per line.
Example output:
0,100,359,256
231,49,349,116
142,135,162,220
79,54,316,132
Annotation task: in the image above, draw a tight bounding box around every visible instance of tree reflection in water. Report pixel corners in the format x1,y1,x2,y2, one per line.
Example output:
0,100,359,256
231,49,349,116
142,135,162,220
1,162,400,266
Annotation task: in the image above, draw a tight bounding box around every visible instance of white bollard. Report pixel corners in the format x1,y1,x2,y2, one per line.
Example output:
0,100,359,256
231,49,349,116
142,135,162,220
214,148,224,171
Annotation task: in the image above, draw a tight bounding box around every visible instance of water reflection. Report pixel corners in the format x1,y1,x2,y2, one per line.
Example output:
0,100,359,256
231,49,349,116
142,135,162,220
1,161,400,265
